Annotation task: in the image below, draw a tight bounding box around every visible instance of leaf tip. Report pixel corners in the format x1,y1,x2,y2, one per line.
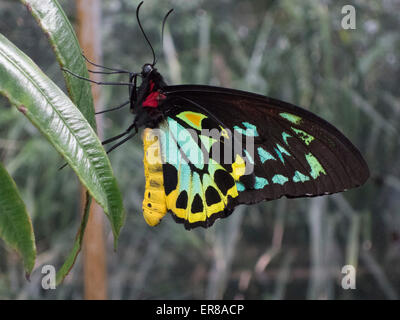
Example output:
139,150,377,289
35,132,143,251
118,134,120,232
113,237,119,252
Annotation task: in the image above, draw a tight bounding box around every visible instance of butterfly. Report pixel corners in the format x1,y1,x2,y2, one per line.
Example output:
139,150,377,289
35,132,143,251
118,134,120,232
70,2,369,230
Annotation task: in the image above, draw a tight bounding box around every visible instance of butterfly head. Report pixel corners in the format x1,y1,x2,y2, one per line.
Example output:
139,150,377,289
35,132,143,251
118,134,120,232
141,63,154,78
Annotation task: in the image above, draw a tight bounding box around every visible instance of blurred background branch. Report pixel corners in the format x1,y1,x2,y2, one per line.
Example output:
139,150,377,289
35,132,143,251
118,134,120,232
75,0,107,300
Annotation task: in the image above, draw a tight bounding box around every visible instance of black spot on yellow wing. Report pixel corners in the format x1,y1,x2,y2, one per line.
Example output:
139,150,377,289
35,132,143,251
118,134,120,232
191,194,204,213
214,169,235,195
163,163,178,195
176,190,188,209
205,186,221,206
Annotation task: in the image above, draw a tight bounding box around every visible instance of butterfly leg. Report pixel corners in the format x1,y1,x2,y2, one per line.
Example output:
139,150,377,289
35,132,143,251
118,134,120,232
102,122,137,146
81,53,131,74
106,130,138,154
61,68,134,86
95,100,130,115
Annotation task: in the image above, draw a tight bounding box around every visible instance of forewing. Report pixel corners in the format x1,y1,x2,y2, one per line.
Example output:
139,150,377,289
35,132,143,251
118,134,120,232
162,85,369,205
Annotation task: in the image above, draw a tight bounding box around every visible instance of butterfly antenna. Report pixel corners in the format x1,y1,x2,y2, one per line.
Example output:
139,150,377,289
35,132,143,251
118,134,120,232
82,53,130,74
161,8,174,50
136,1,157,66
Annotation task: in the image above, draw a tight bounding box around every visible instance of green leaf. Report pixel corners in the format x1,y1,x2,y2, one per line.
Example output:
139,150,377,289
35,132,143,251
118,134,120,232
21,0,96,129
0,34,125,241
0,162,36,275
56,191,91,285
21,0,100,278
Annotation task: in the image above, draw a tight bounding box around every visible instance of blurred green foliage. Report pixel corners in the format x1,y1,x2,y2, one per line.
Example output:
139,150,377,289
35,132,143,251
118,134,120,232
0,0,399,299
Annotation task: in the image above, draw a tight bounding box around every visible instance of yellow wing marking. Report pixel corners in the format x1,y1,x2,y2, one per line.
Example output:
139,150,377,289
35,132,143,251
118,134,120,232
176,111,207,130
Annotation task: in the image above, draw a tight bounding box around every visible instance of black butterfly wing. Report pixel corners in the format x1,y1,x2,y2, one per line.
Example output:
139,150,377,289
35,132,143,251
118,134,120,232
162,85,369,206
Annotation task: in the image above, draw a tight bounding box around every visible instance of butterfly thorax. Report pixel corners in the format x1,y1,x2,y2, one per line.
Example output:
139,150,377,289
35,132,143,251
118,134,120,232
132,65,168,128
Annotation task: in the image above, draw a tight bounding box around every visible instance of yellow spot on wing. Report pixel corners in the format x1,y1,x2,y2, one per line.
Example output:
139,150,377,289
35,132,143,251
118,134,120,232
185,113,202,127
232,155,246,180
220,126,229,139
176,111,207,130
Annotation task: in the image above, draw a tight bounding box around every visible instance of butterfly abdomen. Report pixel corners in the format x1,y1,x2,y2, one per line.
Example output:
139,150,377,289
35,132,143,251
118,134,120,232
142,128,167,226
